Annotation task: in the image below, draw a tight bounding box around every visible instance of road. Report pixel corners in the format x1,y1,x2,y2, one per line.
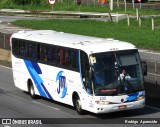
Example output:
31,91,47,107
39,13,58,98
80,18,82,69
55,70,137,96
0,15,46,22
0,65,160,127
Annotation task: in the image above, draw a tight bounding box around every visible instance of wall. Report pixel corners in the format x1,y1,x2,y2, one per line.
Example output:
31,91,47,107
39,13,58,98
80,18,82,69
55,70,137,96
0,32,12,62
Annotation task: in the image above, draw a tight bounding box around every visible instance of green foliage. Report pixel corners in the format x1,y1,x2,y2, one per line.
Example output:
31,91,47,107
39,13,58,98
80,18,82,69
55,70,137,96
0,0,42,6
13,0,31,5
31,0,41,6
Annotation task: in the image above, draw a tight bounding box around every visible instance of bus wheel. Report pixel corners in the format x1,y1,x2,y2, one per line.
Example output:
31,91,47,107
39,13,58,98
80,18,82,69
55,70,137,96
74,95,85,115
29,83,37,99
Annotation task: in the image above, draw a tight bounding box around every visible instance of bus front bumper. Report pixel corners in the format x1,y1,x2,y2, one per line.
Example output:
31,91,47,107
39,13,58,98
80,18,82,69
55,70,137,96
94,99,145,114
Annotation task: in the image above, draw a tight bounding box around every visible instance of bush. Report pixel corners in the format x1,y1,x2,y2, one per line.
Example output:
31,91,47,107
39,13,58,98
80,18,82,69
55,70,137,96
31,0,41,5
13,0,31,5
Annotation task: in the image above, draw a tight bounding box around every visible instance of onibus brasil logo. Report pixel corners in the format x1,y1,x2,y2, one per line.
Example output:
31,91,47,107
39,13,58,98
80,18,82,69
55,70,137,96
56,71,67,98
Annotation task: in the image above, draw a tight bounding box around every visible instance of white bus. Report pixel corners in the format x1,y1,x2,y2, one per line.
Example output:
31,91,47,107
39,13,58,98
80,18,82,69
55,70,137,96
11,30,147,114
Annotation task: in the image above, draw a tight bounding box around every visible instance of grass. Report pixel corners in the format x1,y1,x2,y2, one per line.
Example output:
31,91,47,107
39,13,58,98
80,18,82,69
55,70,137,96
12,18,160,51
120,16,160,29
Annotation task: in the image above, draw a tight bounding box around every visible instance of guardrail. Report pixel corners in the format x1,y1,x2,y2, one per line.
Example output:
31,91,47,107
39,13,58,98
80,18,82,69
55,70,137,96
142,57,160,85
0,32,11,50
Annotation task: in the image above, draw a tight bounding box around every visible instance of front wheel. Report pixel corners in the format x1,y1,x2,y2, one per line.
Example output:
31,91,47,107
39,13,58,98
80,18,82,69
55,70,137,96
74,95,85,115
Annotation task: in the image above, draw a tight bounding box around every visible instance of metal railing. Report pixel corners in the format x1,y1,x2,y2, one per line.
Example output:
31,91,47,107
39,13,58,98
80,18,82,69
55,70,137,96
0,32,11,50
142,57,160,85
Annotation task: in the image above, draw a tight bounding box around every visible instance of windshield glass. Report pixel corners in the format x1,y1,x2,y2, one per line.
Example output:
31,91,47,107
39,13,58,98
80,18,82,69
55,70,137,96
90,50,144,96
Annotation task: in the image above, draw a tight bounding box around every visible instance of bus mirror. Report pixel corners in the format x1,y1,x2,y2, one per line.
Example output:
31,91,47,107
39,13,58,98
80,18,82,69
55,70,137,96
142,61,147,76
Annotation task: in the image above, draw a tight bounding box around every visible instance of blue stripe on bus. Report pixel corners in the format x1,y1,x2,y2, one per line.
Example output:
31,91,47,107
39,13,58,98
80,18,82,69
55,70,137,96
24,60,53,99
31,61,42,74
125,93,139,102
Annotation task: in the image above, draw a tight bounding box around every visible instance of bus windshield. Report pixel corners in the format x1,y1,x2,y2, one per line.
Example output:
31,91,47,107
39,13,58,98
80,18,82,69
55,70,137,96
90,50,144,96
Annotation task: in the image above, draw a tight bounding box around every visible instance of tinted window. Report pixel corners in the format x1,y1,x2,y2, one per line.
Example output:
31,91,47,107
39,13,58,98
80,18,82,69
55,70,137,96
11,38,79,72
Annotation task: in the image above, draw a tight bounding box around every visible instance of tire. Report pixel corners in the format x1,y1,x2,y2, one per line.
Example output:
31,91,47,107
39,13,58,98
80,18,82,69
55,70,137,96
29,82,37,99
74,95,85,115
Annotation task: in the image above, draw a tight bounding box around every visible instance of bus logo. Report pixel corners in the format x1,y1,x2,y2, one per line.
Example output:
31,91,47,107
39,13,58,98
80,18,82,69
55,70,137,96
56,71,67,98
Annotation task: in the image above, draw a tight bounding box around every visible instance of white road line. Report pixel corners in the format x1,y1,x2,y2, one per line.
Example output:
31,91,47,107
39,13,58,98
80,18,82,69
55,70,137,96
139,50,160,55
141,58,160,63
148,72,160,77
0,65,12,70
146,105,160,111
4,125,11,127
32,100,60,111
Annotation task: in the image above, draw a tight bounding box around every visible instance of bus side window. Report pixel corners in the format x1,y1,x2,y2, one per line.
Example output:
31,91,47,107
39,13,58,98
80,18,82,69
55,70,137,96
59,48,64,65
12,38,19,56
52,46,58,65
24,44,28,57
69,50,78,71
28,43,37,60
19,40,28,57
64,49,69,66
37,44,47,62
47,46,54,63
59,48,69,66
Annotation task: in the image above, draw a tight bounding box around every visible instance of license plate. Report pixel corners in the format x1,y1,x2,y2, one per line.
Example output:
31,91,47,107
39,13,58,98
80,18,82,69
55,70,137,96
118,105,127,110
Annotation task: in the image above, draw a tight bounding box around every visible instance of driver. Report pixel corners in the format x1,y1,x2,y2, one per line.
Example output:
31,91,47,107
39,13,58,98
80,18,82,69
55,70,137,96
120,70,131,79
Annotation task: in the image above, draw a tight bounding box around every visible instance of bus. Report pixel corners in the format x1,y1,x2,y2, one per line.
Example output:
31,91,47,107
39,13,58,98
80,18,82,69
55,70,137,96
11,30,147,114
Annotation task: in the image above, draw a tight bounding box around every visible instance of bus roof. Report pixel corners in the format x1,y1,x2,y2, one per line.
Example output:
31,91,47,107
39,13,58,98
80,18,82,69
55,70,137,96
12,30,137,54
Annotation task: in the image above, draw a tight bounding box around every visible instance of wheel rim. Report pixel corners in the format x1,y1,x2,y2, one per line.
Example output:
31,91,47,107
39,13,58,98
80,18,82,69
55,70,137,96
76,99,81,111
30,85,34,96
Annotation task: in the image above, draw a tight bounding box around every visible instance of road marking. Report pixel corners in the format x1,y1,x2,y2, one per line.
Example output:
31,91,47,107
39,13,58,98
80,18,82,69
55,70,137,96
0,65,12,70
146,105,160,111
148,72,160,77
141,58,160,63
32,100,60,111
4,125,11,127
139,50,160,56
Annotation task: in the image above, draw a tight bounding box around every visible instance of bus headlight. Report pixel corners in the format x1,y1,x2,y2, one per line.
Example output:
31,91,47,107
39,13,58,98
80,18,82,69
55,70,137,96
95,100,110,105
136,96,145,101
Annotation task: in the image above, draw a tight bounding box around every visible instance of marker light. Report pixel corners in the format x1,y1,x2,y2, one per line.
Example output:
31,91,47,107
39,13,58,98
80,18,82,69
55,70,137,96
136,96,145,101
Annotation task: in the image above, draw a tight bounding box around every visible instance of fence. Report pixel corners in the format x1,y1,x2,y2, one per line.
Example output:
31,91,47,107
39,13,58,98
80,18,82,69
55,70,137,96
0,32,12,50
141,57,160,85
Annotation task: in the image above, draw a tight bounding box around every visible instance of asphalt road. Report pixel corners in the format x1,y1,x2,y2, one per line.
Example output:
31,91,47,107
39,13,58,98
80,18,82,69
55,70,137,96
0,15,46,22
0,65,160,127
